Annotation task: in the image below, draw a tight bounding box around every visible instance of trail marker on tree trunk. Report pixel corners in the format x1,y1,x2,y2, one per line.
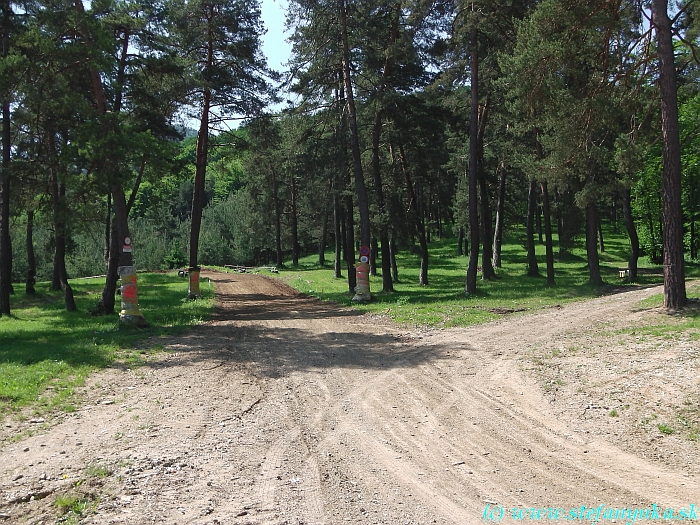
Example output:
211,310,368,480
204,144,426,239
188,266,201,299
118,265,147,327
353,246,371,302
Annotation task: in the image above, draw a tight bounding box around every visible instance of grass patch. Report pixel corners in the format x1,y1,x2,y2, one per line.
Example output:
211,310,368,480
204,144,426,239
273,228,695,328
657,423,675,435
0,272,214,419
625,283,700,339
84,462,112,478
54,493,99,524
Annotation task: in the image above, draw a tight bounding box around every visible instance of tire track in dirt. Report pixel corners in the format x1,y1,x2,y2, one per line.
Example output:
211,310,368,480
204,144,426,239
2,272,697,525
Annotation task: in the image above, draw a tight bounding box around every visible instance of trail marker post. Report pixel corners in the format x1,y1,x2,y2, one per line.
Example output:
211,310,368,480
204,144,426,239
353,245,371,302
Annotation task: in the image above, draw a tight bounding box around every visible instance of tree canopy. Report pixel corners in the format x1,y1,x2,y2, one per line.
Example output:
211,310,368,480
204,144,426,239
1,0,697,316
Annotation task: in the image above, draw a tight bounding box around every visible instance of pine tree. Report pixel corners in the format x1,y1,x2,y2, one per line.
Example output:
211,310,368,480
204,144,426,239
653,0,686,309
167,0,272,297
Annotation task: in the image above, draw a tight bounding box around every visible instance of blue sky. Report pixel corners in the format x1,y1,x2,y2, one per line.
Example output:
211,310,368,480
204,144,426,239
261,0,293,71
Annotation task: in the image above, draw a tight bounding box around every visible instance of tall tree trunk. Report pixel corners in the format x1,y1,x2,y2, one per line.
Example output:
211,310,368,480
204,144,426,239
345,194,357,292
339,0,371,299
466,27,480,295
370,113,394,290
319,183,330,266
390,232,399,283
333,194,342,277
379,234,392,287
425,184,432,244
585,203,603,286
597,218,605,252
336,73,356,293
541,181,555,286
0,0,11,316
370,237,378,276
621,187,639,283
126,158,146,215
479,174,496,280
189,88,210,275
436,181,443,239
333,96,344,279
344,194,356,292
187,2,217,299
104,191,111,265
526,179,539,276
111,187,132,270
479,172,495,279
336,199,344,277
492,163,506,268
653,0,686,309
76,0,135,316
319,213,328,266
99,225,120,314
50,170,76,311
476,94,495,280
26,209,36,294
95,158,146,306
272,167,283,267
291,175,299,266
420,183,430,244
368,2,398,292
534,133,553,284
555,189,565,256
398,142,428,286
458,226,464,256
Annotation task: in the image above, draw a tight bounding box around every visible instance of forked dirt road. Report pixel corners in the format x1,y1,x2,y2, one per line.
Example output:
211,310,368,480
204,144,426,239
1,270,699,524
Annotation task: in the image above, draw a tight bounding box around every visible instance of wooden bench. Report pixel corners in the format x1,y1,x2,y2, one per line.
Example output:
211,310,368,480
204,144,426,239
224,265,278,274
618,268,629,279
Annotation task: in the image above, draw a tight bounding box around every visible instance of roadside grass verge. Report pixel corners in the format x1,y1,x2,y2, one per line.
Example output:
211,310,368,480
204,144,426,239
274,228,700,327
621,282,700,340
0,272,214,419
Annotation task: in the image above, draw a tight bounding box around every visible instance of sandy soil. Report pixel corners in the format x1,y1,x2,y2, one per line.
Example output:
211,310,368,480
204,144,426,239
1,270,698,525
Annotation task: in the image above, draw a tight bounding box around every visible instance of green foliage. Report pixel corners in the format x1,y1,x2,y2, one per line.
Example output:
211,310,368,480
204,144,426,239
162,241,188,270
274,228,674,327
54,493,98,523
84,462,112,478
5,0,700,320
0,273,214,416
657,423,675,435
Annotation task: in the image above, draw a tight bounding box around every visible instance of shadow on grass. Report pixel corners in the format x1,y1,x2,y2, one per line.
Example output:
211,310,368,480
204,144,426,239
0,273,211,369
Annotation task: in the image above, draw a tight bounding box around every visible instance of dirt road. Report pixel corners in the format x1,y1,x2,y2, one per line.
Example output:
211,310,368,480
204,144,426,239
1,271,698,524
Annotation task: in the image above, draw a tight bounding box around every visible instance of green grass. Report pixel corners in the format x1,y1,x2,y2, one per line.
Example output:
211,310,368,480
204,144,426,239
657,423,675,435
84,462,112,478
54,493,99,524
623,284,700,340
273,227,698,328
0,272,214,418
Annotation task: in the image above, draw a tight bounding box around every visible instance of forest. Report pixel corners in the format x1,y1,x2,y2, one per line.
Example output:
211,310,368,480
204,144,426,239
0,0,699,318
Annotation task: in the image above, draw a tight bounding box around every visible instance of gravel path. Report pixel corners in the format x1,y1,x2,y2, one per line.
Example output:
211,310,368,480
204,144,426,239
1,271,698,524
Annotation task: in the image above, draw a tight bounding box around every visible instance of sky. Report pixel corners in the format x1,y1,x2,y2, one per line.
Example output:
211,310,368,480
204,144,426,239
181,0,292,128
260,0,293,72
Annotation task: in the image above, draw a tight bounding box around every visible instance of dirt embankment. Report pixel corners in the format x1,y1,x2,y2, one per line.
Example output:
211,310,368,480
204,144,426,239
1,271,698,524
